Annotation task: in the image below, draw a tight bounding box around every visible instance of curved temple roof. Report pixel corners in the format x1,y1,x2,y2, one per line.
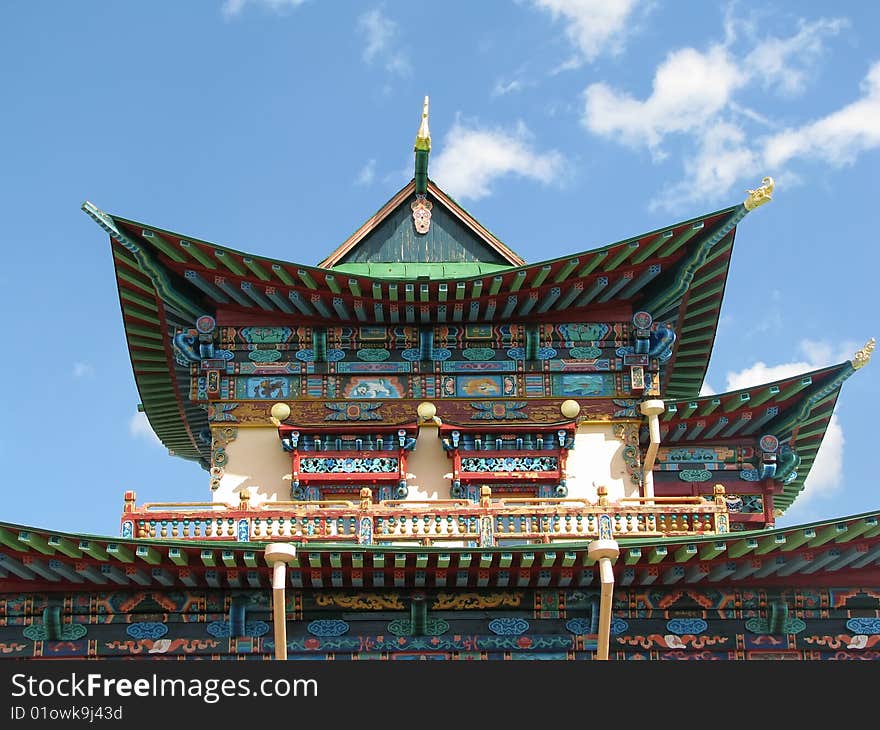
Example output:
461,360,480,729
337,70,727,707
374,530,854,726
82,175,758,464
2,510,879,591
660,360,861,513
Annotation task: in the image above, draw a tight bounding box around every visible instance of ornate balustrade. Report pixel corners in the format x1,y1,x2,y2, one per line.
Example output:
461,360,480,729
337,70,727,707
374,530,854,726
120,485,731,546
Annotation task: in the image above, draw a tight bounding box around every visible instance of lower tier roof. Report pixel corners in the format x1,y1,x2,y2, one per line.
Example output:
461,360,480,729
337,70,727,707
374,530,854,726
2,510,879,592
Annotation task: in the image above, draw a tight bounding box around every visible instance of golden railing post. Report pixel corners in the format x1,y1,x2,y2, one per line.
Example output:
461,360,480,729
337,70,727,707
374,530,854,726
264,544,297,660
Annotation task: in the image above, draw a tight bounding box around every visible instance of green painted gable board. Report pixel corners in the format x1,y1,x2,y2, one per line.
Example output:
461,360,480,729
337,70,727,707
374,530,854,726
331,262,511,279
334,197,513,266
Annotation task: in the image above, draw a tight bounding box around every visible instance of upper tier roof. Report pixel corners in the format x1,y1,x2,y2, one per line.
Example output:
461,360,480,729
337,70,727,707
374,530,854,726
81,173,779,465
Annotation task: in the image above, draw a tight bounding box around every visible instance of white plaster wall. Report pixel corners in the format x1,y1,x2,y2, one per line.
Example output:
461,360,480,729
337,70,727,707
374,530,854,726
405,425,453,501
212,428,291,506
564,423,636,502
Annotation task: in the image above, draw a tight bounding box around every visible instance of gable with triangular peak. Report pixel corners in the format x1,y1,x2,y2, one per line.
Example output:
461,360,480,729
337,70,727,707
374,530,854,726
319,180,524,276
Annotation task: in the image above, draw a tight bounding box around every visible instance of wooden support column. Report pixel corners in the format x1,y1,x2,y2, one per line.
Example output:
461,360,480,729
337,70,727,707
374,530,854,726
264,544,297,661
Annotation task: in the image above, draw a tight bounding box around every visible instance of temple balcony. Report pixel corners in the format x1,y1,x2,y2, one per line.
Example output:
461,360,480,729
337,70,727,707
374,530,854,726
120,485,732,546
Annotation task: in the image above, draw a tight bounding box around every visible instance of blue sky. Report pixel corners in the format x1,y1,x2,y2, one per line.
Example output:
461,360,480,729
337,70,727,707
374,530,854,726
1,0,877,536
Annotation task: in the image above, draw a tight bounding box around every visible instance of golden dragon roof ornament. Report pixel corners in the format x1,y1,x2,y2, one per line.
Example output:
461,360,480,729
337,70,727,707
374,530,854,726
852,338,875,370
744,176,774,211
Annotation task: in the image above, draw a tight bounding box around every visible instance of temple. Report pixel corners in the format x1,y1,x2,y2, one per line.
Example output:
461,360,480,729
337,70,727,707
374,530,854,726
2,98,879,660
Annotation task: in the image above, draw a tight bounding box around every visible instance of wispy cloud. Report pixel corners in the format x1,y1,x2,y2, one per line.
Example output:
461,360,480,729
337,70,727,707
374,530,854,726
492,78,527,97
355,158,376,186
129,411,162,447
357,7,410,76
221,0,308,20
530,0,645,66
430,119,565,201
764,62,880,168
578,10,865,210
72,362,94,378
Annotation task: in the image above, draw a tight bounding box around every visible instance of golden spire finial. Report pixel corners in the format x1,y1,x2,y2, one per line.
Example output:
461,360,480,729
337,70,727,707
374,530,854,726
852,337,875,370
415,95,431,151
744,176,774,210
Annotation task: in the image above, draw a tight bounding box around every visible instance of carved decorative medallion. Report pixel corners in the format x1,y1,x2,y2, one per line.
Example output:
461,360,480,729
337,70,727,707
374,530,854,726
411,195,433,234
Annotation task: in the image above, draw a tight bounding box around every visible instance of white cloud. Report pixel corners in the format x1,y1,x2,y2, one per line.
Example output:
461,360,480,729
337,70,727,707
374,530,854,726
579,11,872,210
764,61,880,168
531,0,643,64
584,46,745,157
430,119,565,201
129,411,162,447
720,338,857,505
356,158,376,185
221,0,307,19
357,7,410,76
72,362,94,378
650,120,757,211
744,18,848,96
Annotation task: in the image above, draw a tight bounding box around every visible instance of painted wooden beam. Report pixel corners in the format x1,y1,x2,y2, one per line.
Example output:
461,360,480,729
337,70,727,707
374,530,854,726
707,561,737,582
698,542,726,560
242,257,270,281
135,545,162,565
684,421,706,440
730,559,763,580
754,534,787,555
168,547,188,566
835,516,879,543
619,264,662,298
555,282,584,310
674,544,698,562
727,537,759,558
631,230,673,265
47,536,82,559
625,548,641,565
753,556,787,577
509,270,528,292
554,258,580,283
658,221,705,257
151,567,175,586
179,240,217,269
776,528,815,552
0,528,26,551
23,558,60,582
106,543,134,563
78,540,108,561
214,250,246,276
596,271,634,302
801,549,843,574
74,562,107,584
648,546,667,564
576,276,609,306
271,263,296,286
530,264,553,288
809,523,849,548
662,565,686,584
